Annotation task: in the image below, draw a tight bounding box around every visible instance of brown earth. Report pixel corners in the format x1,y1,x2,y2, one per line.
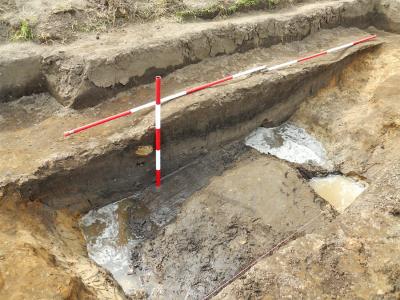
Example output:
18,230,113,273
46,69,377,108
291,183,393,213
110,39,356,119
0,195,126,300
0,27,380,211
0,0,381,105
215,30,400,300
0,1,399,299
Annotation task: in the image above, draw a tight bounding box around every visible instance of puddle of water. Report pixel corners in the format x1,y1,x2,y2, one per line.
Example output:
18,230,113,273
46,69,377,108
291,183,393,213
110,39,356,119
80,200,139,295
245,123,330,167
310,175,368,213
80,192,200,297
79,162,215,298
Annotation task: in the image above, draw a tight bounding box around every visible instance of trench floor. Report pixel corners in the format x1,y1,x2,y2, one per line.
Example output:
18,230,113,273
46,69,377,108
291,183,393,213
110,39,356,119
81,147,334,298
82,30,400,299
216,30,400,299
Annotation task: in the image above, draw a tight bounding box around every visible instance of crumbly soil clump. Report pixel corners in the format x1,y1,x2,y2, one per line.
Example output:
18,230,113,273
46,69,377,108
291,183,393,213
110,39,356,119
0,194,126,300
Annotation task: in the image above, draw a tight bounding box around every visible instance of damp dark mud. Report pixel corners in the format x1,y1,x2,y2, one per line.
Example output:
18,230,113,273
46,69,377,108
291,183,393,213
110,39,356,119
79,31,400,299
80,145,336,299
215,31,400,300
1,2,400,299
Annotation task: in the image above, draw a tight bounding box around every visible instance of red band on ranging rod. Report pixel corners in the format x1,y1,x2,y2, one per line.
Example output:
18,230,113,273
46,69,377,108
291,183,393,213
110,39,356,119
155,170,161,187
155,129,161,151
63,35,376,137
186,75,234,94
353,35,377,45
155,76,162,188
297,51,328,63
63,110,132,137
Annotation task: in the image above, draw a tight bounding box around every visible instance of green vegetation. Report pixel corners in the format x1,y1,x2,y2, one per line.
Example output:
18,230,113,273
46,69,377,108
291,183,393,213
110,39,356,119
176,4,223,20
11,20,34,41
176,0,280,21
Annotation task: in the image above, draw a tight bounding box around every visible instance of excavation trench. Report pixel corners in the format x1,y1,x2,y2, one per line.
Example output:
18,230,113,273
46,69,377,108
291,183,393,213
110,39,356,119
0,1,399,298
76,41,383,299
1,22,399,299
8,30,380,211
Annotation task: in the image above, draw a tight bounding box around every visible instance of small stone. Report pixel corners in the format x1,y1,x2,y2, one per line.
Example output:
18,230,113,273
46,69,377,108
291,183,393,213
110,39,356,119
135,145,153,157
377,289,385,295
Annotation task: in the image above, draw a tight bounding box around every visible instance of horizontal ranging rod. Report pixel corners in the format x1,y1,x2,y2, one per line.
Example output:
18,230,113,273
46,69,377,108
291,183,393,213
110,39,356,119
64,35,376,137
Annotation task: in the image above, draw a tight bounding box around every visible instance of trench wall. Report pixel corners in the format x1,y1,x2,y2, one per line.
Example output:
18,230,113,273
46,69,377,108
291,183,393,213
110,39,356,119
14,45,380,211
3,0,400,106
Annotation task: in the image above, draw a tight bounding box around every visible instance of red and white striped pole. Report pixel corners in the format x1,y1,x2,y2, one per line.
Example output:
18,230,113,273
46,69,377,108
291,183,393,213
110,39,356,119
63,35,377,137
155,76,162,188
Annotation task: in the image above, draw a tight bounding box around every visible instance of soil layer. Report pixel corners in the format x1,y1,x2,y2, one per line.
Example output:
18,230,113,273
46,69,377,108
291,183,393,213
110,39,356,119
0,2,399,299
215,30,400,300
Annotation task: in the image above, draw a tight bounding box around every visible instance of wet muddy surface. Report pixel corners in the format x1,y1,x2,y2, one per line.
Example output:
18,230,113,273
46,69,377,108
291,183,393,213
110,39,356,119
79,32,400,299
80,142,249,296
1,2,400,298
245,123,368,213
81,141,334,298
215,31,400,300
81,200,137,295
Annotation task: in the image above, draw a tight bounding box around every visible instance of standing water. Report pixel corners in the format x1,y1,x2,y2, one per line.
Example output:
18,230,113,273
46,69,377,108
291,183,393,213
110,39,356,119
245,123,331,168
80,200,138,295
310,175,368,213
245,123,367,213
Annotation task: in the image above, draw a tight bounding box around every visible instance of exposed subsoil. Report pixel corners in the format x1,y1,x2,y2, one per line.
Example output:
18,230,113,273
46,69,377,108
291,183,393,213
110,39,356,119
216,31,400,300
0,1,399,299
0,0,382,105
0,195,126,300
78,31,400,300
